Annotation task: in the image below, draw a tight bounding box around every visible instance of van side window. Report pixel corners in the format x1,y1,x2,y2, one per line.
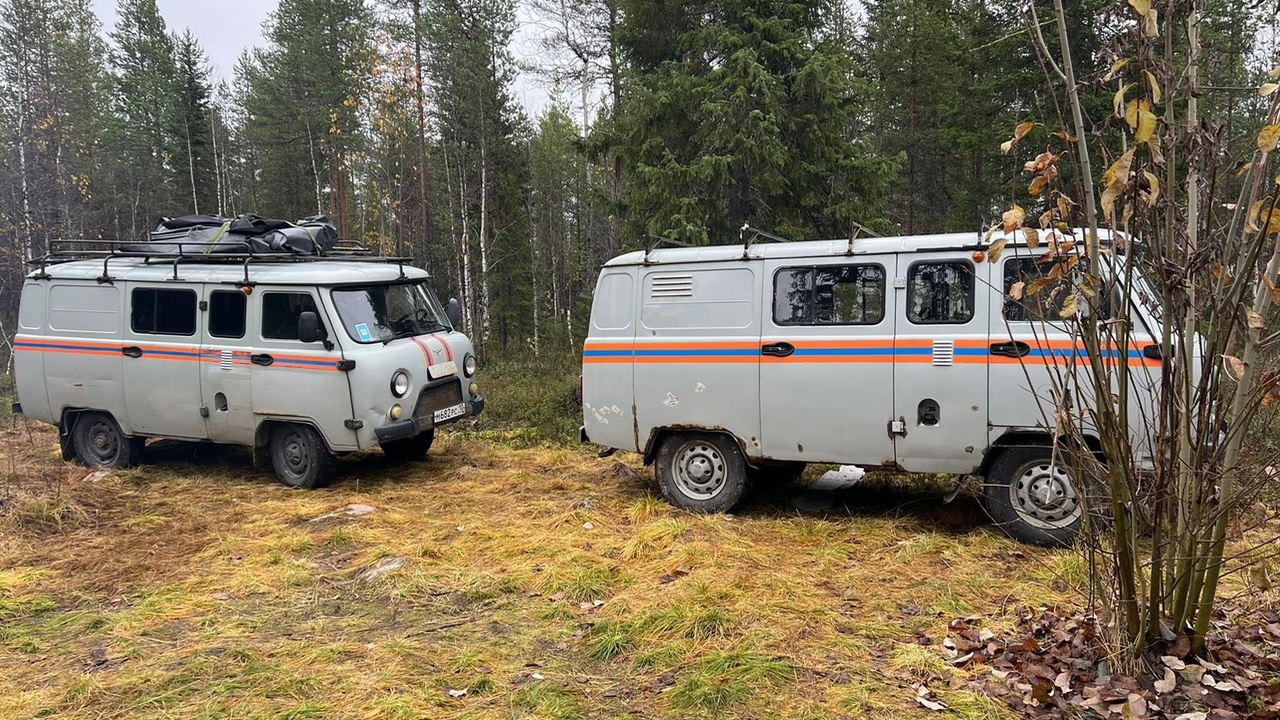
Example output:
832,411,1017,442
131,288,197,335
209,290,247,339
262,292,321,340
1003,257,1106,322
907,261,974,324
774,264,886,325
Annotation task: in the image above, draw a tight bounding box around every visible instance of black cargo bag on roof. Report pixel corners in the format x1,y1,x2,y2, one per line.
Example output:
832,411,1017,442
125,214,340,256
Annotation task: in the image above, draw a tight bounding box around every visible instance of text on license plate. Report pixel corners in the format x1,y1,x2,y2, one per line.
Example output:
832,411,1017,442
433,402,466,423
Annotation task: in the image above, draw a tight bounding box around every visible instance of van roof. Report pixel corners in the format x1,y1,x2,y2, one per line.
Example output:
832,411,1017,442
27,257,430,285
604,228,1123,267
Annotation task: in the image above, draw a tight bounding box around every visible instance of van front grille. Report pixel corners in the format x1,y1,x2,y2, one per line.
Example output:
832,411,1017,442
414,380,463,418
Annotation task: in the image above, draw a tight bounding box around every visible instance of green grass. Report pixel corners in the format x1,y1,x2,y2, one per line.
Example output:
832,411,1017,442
473,356,581,445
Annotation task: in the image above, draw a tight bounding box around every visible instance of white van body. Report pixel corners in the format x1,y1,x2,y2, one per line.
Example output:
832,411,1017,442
581,229,1164,545
14,251,484,488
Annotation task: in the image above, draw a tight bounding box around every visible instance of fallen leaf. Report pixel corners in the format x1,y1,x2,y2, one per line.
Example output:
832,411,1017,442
447,688,467,698
1154,667,1177,693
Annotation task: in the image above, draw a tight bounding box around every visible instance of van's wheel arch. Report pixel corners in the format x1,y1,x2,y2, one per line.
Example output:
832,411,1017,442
67,410,144,469
983,444,1086,547
265,422,337,489
654,431,749,513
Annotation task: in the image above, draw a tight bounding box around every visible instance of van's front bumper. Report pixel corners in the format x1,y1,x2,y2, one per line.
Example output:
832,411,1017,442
373,396,485,443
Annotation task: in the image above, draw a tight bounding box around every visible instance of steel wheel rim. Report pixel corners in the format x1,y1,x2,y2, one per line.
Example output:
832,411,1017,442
85,420,120,464
671,442,727,501
279,429,311,480
1009,461,1081,529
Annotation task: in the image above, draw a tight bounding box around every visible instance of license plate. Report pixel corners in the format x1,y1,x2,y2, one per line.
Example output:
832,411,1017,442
428,361,457,379
432,402,466,423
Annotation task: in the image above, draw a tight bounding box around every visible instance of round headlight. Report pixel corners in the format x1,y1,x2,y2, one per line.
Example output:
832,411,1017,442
463,354,477,377
391,370,410,398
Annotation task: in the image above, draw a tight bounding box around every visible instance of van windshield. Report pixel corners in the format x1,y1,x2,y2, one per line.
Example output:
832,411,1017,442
332,282,451,344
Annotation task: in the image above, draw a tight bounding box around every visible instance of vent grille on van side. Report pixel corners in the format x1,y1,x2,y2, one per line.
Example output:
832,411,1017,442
932,340,954,366
650,275,694,298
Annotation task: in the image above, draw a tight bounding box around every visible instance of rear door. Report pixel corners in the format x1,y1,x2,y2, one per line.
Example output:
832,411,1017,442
891,255,990,473
758,258,895,465
122,283,208,439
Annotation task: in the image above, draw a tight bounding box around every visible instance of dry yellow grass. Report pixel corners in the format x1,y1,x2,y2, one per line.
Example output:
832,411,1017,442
0,421,1270,719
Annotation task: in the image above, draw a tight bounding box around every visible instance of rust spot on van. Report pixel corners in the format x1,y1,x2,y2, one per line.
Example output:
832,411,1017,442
796,444,803,453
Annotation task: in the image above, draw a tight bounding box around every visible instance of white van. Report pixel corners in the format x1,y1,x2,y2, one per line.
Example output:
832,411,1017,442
14,243,484,489
580,229,1165,545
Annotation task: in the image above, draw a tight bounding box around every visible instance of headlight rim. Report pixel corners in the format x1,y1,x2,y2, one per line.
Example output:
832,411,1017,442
390,370,411,398
463,354,477,377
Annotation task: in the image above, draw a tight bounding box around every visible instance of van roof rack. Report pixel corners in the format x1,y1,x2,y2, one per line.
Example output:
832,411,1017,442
30,238,417,285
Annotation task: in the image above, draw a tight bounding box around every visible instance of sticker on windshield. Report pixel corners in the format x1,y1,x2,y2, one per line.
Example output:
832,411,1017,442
355,323,373,342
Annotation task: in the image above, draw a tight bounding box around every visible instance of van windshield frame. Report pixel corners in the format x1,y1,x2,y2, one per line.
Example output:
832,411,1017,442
331,281,452,344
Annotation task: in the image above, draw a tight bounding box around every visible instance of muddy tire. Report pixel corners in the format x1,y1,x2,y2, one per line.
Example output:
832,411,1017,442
270,423,337,489
984,446,1083,547
655,432,748,513
380,429,435,462
71,412,143,469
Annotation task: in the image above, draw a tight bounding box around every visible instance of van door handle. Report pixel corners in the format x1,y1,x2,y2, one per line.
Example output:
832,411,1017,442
121,346,143,358
762,342,795,358
989,341,1031,358
250,353,274,366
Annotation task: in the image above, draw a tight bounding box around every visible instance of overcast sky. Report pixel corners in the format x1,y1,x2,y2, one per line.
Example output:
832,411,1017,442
89,0,553,116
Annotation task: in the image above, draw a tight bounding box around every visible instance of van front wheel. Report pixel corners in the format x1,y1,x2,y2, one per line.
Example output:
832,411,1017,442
71,412,143,468
270,424,337,489
655,433,748,513
984,447,1083,547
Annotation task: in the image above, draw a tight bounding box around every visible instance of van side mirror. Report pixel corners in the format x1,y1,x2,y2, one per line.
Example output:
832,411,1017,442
446,297,462,328
298,311,324,343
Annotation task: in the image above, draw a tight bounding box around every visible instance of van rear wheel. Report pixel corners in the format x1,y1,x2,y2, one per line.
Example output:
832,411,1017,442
984,446,1083,547
71,412,143,469
380,429,435,462
270,424,337,489
655,432,748,513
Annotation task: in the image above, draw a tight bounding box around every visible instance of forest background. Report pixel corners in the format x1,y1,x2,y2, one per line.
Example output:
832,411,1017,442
0,0,1276,366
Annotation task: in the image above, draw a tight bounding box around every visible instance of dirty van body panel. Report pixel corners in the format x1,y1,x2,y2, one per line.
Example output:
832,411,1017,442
582,270,638,451
13,282,53,423
21,283,128,430
121,282,208,439
759,257,896,465
631,267,761,459
890,254,991,474
249,287,357,451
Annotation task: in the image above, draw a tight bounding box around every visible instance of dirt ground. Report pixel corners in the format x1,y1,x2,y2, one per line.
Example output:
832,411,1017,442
0,420,1269,719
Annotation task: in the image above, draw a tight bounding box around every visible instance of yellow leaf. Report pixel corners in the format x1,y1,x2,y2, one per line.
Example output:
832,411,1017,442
1258,124,1280,152
1224,354,1245,380
1127,0,1150,14
1145,70,1162,104
1054,130,1078,143
1014,121,1035,142
988,237,1009,263
1101,186,1120,221
1029,175,1049,196
1265,275,1280,304
1102,148,1135,190
1124,99,1142,130
1000,139,1014,155
1272,66,1280,80
1039,210,1055,229
1136,107,1158,143
1263,206,1280,235
1010,281,1025,300
1027,277,1055,295
1236,162,1253,177
1142,171,1160,207
1247,308,1264,330
1025,228,1041,249
1143,9,1159,38
1104,58,1131,82
1262,83,1279,97
1113,83,1132,118
1003,205,1026,233
1060,294,1081,318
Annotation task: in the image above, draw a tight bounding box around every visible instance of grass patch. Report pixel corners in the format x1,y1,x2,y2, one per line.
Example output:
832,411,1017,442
666,648,795,714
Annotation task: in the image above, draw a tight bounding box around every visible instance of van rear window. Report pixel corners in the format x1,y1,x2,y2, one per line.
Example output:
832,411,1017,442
773,264,886,325
131,288,197,336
